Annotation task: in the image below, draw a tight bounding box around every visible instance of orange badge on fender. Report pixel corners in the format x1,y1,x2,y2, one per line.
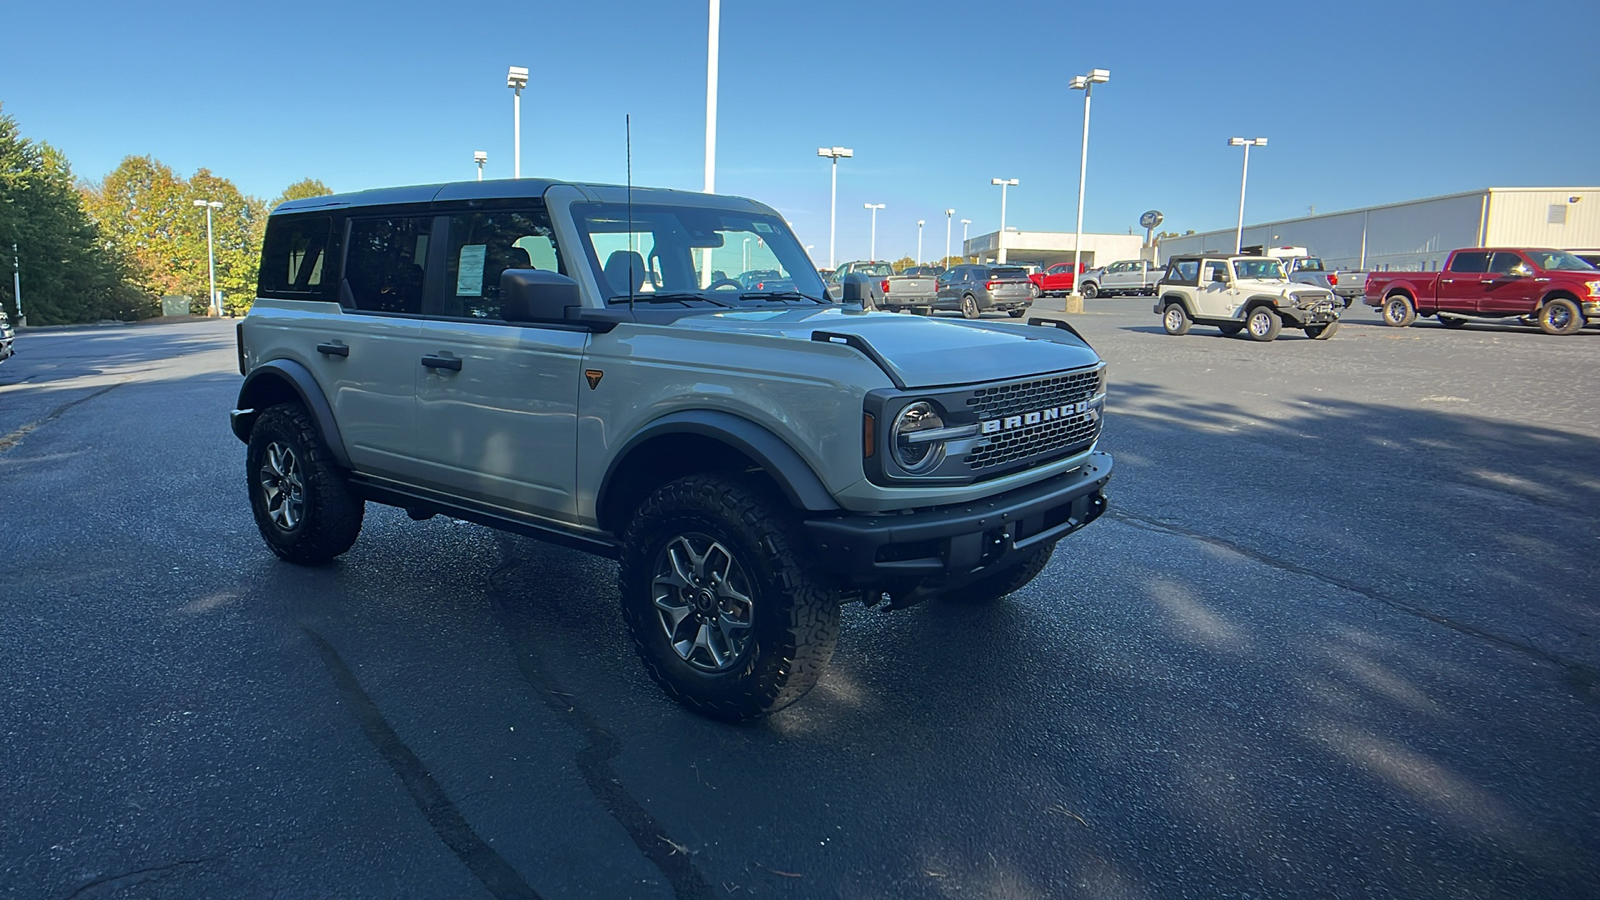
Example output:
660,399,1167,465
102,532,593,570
584,370,604,390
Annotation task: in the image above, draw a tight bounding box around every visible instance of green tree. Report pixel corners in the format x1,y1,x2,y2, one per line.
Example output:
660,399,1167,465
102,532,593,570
891,255,915,273
0,106,149,325
270,178,333,209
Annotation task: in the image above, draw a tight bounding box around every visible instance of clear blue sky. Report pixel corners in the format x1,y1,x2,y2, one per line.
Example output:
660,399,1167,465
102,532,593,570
4,0,1595,263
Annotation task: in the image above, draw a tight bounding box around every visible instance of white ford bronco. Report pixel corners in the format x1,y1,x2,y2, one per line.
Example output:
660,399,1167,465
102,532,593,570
1155,254,1341,341
231,179,1112,720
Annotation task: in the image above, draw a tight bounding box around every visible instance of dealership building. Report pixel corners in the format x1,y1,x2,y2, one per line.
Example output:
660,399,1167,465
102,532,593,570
1156,187,1600,272
962,229,1144,268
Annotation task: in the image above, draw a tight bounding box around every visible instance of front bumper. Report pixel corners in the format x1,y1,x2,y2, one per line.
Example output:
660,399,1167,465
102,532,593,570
1582,300,1600,318
1281,303,1340,325
804,451,1111,583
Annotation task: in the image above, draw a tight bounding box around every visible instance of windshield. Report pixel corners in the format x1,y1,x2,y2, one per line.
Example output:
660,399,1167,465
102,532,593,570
570,202,826,304
1295,258,1325,272
1233,258,1287,280
988,266,1029,279
1525,250,1597,271
848,263,895,277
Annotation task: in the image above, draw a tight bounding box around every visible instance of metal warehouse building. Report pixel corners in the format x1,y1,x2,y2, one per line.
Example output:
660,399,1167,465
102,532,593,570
1157,187,1600,272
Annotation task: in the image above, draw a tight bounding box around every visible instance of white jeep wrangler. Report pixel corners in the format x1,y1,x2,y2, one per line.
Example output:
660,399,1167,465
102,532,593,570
1154,255,1341,341
231,179,1113,720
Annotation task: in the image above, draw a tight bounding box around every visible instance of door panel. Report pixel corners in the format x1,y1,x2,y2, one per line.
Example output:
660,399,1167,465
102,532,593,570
412,320,587,519
1438,251,1489,311
1480,252,1537,315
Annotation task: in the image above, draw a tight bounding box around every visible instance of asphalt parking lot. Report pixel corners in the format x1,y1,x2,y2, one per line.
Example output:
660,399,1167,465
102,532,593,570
2,304,1596,899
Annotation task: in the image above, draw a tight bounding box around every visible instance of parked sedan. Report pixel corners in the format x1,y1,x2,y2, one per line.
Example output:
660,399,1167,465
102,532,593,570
0,309,14,363
934,263,1035,318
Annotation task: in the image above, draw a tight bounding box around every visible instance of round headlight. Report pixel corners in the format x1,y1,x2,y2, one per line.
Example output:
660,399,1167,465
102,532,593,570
890,401,947,474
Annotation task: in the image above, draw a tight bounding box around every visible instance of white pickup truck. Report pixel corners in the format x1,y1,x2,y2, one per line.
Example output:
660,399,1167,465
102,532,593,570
1077,259,1162,298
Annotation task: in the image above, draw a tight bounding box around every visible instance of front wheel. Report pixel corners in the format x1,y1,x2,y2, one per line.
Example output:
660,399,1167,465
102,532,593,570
1381,294,1416,327
1162,302,1192,335
938,544,1055,605
617,474,841,721
1081,282,1099,300
1538,297,1584,335
246,403,365,565
961,294,981,319
1246,306,1282,342
1305,321,1340,340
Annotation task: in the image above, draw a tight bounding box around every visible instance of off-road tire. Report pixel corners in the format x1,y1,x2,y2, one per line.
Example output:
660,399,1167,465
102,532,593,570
1382,293,1416,327
617,474,841,721
1246,306,1282,342
246,403,364,565
1081,282,1099,300
1162,302,1192,335
1218,323,1244,336
961,294,981,319
1537,297,1583,336
939,544,1055,605
1438,314,1467,328
1305,321,1340,340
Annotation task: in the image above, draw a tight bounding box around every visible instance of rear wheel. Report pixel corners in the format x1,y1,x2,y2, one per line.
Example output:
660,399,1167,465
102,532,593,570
617,474,841,721
961,294,980,319
1081,282,1099,300
1381,293,1416,327
1007,308,1026,318
1162,302,1191,335
1537,297,1583,335
1305,321,1340,340
1246,306,1282,342
246,403,364,565
1218,323,1244,336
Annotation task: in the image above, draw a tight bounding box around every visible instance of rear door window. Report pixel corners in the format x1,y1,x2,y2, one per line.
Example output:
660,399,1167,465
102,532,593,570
1448,251,1490,273
344,216,434,314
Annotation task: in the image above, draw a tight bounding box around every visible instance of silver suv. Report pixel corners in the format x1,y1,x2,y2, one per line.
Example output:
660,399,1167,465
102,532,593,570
934,264,1035,318
1154,254,1341,341
231,179,1112,720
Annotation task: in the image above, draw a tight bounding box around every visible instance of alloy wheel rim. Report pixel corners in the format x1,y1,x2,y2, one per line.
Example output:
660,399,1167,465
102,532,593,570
651,533,754,672
1165,308,1182,331
1251,312,1270,335
259,441,305,531
1549,306,1571,329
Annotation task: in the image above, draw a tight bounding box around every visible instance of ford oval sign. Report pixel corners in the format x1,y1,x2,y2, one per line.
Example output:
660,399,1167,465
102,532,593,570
1139,210,1164,230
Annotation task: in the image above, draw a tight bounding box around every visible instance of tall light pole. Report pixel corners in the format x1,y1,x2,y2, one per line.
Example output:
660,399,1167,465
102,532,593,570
192,200,223,316
864,203,885,259
507,66,528,178
11,243,22,328
705,0,720,193
916,220,925,264
1229,137,1268,253
990,178,1018,263
817,147,853,269
960,219,971,261
473,150,487,181
944,209,954,268
1067,68,1110,302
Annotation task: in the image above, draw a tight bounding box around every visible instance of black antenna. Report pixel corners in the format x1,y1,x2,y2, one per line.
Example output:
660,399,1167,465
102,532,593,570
627,114,635,314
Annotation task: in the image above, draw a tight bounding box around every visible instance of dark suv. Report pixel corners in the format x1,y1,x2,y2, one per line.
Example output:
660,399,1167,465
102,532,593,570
935,264,1035,318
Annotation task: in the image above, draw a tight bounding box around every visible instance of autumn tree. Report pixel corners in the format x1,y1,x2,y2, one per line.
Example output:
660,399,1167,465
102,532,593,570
0,106,149,325
271,178,333,209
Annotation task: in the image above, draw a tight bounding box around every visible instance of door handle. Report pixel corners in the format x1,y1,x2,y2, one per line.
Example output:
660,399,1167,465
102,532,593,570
317,342,349,357
421,354,462,372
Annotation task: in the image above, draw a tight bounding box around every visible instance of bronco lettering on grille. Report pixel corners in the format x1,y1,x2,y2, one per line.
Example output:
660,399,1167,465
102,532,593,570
980,396,1104,434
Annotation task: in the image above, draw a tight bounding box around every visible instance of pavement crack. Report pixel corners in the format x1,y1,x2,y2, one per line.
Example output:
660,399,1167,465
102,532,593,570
0,380,126,454
303,627,543,900
1108,507,1600,698
61,856,217,899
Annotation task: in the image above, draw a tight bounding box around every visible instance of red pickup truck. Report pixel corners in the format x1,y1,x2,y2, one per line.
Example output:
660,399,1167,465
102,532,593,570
1364,248,1600,335
1030,262,1085,297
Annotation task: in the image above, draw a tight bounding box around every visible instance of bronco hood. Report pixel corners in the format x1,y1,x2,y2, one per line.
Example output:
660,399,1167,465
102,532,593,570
673,308,1100,389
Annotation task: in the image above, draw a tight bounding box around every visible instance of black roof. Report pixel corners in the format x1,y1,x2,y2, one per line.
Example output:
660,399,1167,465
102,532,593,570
272,178,761,216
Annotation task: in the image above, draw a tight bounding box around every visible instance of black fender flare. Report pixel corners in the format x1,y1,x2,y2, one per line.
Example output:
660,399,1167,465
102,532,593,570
1158,292,1195,318
232,359,352,470
597,410,840,522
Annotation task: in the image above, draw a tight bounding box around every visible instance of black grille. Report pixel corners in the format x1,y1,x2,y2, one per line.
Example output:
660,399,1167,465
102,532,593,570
963,370,1102,472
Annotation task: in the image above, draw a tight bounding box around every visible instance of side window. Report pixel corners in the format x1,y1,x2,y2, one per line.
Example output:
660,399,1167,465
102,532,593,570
443,208,565,319
1204,261,1228,283
344,216,433,314
258,216,332,299
1448,251,1490,273
1487,252,1524,274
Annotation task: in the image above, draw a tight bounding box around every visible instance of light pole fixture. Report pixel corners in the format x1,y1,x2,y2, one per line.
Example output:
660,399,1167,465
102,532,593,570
192,199,223,316
507,66,529,178
1069,68,1110,297
944,209,955,268
990,178,1018,263
818,146,853,268
961,219,971,260
473,150,487,181
1229,137,1268,253
916,220,925,264
864,203,885,260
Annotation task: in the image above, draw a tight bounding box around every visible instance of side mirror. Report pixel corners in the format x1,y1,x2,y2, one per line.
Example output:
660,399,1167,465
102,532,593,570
840,273,882,308
1508,263,1533,278
1210,270,1229,284
501,269,581,322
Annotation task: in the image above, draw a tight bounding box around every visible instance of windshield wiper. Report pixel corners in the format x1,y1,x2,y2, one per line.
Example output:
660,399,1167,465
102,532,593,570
739,291,826,304
608,291,734,308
